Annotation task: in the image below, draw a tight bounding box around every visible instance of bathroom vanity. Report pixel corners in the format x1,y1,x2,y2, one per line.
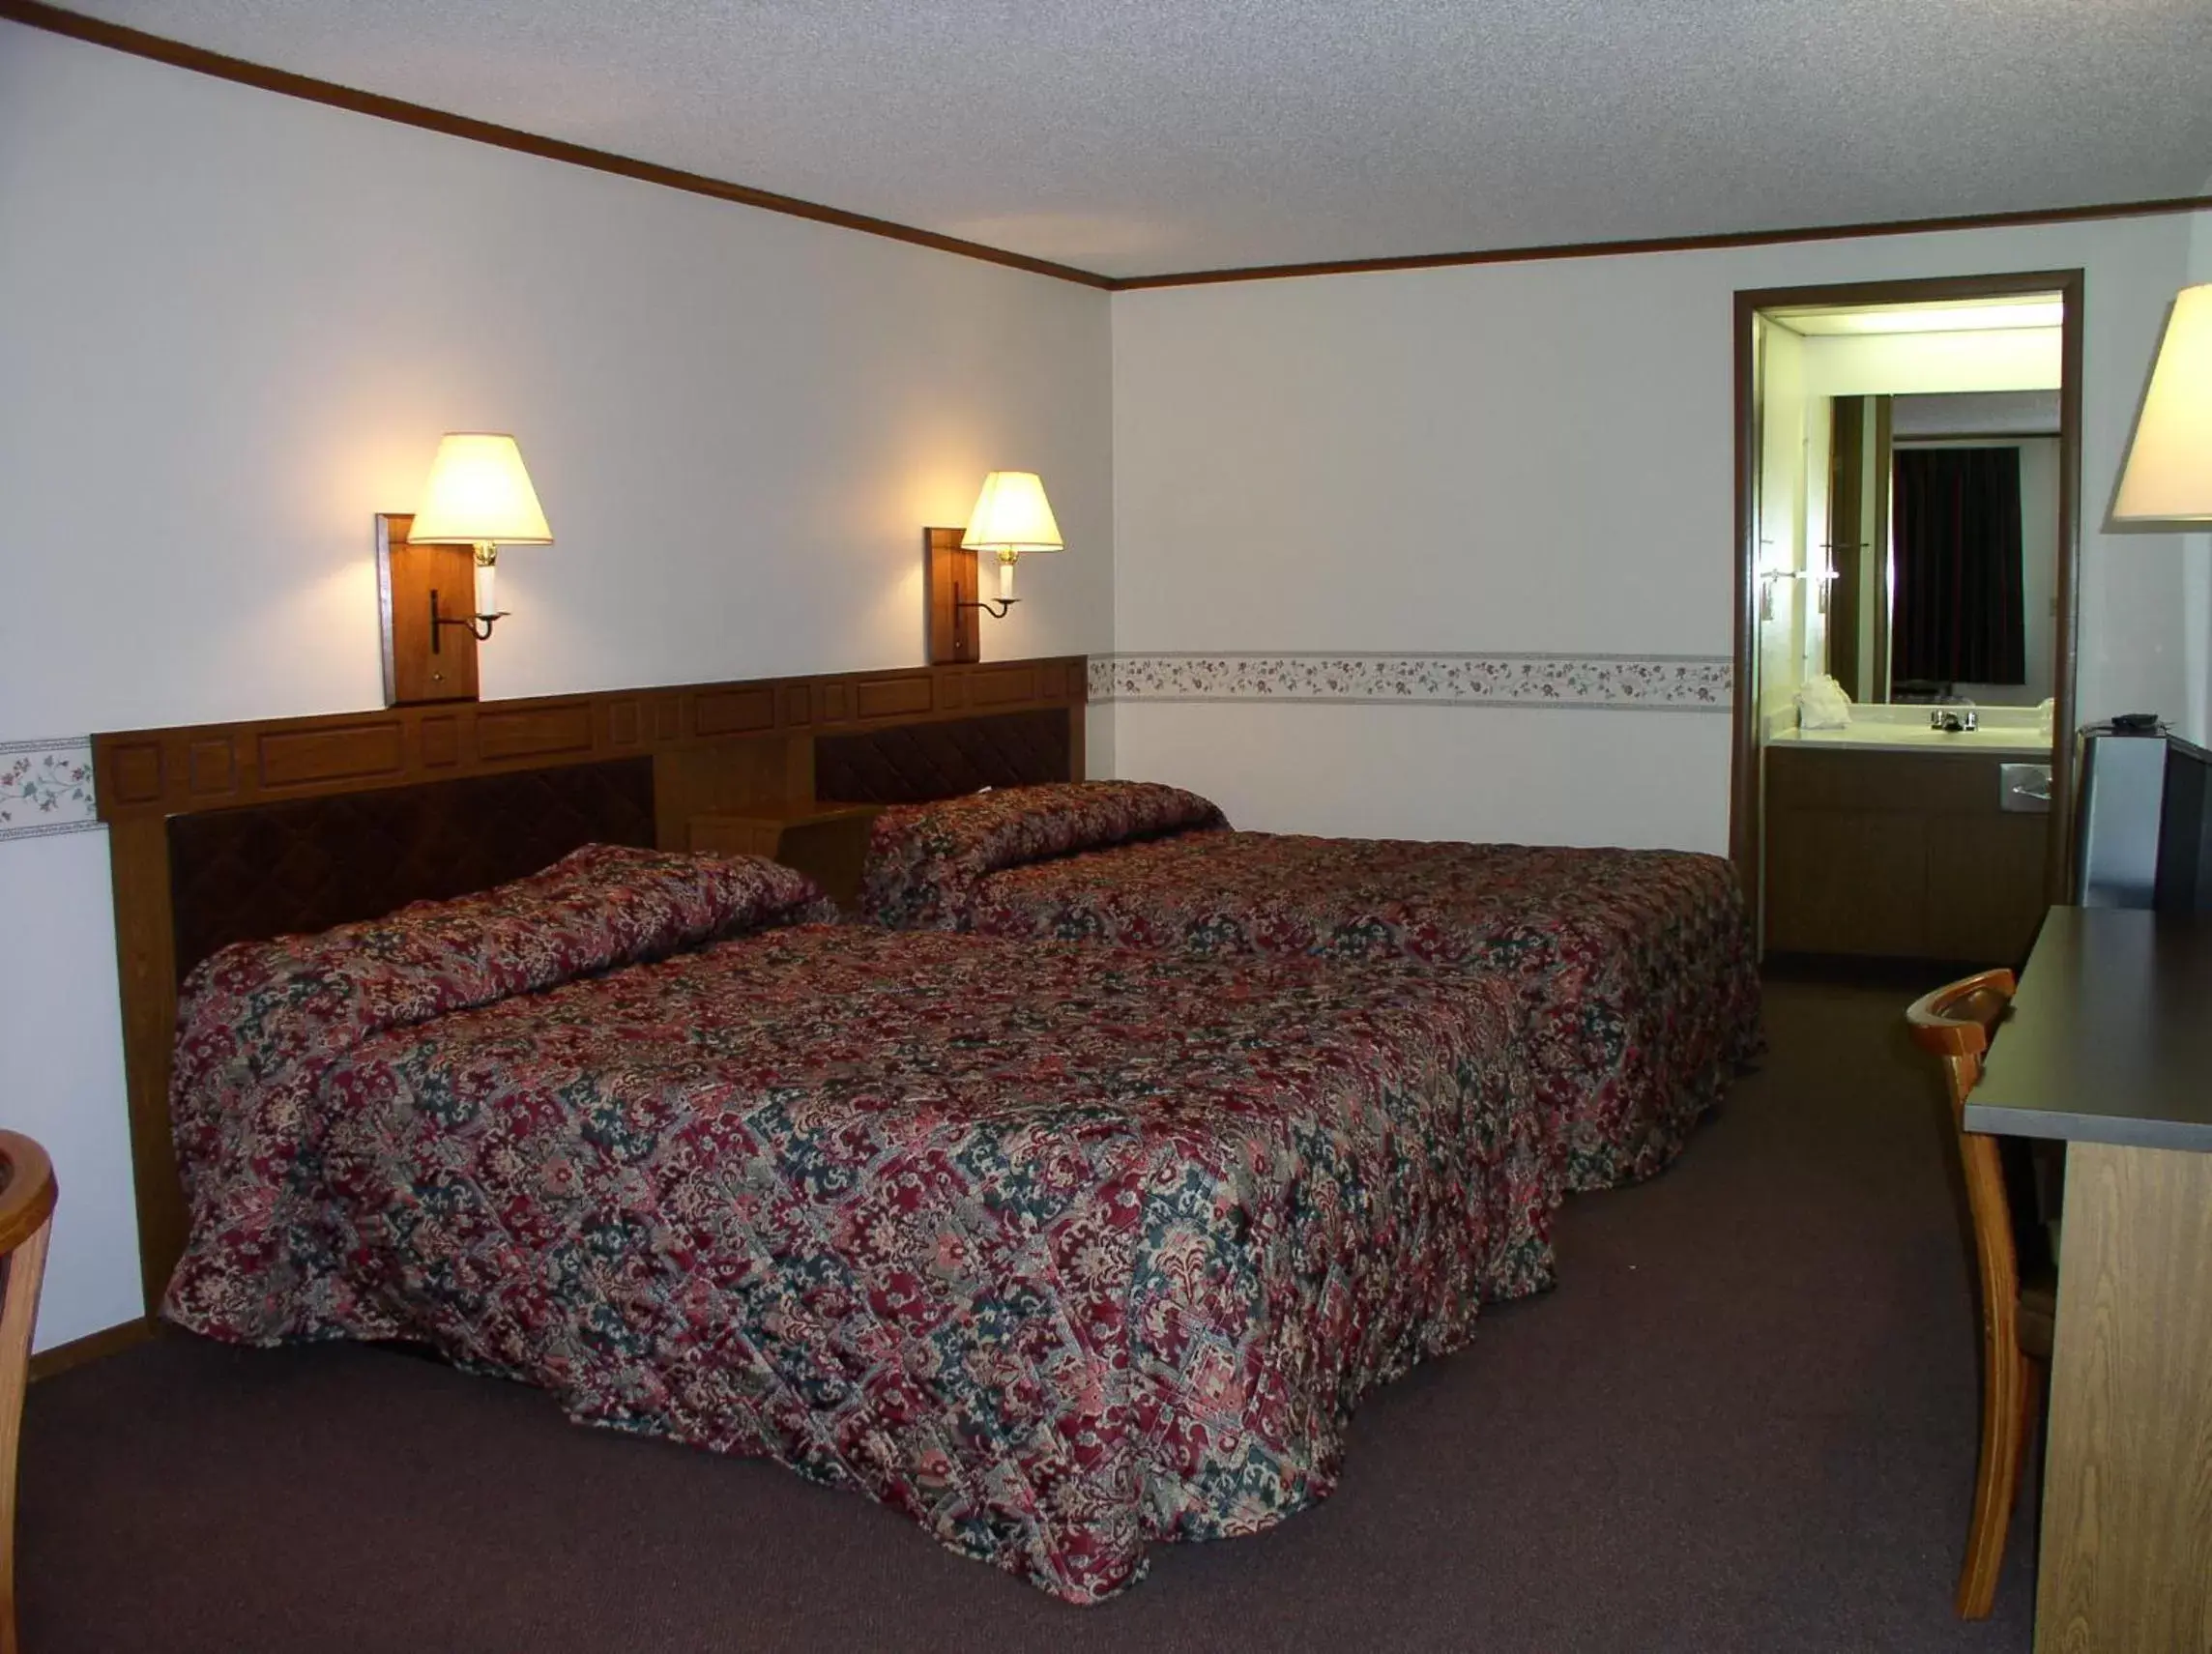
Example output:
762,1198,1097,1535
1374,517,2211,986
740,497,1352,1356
1763,721,2053,963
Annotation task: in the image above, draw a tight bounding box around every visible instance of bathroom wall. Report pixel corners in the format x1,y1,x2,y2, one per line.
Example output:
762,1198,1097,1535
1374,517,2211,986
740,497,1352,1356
1758,318,1816,723
1800,326,2061,398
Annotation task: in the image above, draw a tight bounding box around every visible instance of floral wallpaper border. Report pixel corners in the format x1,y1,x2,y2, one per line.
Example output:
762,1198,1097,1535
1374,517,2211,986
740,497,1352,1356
0,656,1732,843
0,737,100,842
1088,653,1732,711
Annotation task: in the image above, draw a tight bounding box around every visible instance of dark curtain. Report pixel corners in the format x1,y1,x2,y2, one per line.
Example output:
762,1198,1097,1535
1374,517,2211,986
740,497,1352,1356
1891,447,2026,686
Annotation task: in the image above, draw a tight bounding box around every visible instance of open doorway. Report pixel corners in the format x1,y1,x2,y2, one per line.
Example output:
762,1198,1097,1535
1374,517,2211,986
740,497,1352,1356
1730,272,2083,964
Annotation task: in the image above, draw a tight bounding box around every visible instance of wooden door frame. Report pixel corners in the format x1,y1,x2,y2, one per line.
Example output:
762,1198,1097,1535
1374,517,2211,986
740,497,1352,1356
1825,394,1866,701
1870,395,1896,700
1730,268,2086,925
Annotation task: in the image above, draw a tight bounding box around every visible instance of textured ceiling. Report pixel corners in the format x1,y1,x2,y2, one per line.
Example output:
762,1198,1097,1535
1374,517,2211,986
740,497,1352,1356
50,0,2212,277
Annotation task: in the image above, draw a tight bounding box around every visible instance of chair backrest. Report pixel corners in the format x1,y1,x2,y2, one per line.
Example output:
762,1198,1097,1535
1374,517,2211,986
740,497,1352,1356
1906,969,2014,1109
0,1132,56,1654
1906,970,2022,1330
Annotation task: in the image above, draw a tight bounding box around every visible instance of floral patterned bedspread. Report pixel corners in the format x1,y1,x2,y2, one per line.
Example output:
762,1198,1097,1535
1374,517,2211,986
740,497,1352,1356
167,843,839,1338
166,854,1559,1603
863,779,1228,932
863,784,1762,1191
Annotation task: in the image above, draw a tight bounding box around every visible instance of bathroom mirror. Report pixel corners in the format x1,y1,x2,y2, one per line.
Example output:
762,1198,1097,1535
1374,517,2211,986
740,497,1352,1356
1824,389,2062,709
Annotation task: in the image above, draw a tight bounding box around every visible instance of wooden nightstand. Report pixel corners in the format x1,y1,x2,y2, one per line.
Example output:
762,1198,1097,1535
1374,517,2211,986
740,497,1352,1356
689,801,884,913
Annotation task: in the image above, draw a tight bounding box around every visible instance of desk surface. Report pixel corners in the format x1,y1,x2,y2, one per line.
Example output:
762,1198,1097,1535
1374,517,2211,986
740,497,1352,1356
1967,905,2212,1152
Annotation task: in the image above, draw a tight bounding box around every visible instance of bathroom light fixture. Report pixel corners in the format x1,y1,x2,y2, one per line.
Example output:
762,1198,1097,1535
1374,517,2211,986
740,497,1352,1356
924,471,1065,665
1757,566,1831,623
375,433,553,706
2113,284,2212,523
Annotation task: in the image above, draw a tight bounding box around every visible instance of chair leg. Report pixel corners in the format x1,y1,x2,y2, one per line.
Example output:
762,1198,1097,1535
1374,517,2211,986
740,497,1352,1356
0,1220,53,1654
1956,1343,2026,1618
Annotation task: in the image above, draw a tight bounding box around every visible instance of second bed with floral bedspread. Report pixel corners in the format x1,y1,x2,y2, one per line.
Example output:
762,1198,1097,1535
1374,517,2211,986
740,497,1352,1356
166,845,1561,1603
861,782,1763,1190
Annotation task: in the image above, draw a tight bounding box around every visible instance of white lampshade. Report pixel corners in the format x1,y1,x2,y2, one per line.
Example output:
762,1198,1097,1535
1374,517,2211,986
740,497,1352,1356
961,472,1063,553
409,433,554,545
2114,284,2212,523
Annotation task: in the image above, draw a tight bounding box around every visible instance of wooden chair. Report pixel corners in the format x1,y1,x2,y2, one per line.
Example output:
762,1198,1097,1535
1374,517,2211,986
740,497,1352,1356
0,1134,56,1654
1906,969,2052,1619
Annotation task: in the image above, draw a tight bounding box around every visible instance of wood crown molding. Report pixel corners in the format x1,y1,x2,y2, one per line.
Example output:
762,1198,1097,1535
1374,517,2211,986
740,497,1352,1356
5,0,2206,292
1115,197,2212,290
0,0,1111,290
92,657,1089,825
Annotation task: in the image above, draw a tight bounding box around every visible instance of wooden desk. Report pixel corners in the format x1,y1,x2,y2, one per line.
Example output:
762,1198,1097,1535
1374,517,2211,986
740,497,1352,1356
689,802,882,914
1965,906,2212,1653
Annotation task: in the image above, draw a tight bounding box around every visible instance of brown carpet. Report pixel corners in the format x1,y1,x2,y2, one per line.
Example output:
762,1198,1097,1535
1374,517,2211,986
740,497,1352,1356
20,975,2036,1652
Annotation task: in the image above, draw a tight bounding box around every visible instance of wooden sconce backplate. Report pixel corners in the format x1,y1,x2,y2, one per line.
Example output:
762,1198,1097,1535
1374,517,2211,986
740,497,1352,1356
925,526,981,666
377,512,481,706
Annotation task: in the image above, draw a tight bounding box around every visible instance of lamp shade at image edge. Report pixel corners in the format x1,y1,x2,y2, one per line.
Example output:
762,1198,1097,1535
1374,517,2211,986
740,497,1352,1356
409,433,555,544
2114,284,2212,523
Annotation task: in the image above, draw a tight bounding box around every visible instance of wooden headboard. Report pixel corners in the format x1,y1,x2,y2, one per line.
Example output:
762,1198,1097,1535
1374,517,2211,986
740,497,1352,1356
815,708,1074,803
94,655,1085,1312
166,759,657,978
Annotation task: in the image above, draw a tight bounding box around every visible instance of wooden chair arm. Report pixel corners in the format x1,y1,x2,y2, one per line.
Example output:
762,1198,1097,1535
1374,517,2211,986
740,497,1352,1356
0,1136,57,1260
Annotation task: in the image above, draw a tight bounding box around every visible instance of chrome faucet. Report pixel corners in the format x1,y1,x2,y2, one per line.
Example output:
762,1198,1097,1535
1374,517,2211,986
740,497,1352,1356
1929,704,1979,734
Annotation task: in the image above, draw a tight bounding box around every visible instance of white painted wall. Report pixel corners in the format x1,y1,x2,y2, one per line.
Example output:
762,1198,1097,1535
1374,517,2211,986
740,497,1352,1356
1111,211,2211,843
0,832,139,1355
0,22,1114,1348
1112,702,1732,850
2182,196,2212,745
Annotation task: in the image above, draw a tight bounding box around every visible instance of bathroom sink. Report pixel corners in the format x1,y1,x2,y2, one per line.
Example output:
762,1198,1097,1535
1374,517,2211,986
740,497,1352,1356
1772,723,2052,755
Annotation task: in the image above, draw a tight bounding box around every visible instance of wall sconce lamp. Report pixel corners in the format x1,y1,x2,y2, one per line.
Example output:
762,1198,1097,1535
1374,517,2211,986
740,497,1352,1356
961,471,1064,618
407,433,554,643
376,433,553,706
925,471,1063,665
2113,283,2212,525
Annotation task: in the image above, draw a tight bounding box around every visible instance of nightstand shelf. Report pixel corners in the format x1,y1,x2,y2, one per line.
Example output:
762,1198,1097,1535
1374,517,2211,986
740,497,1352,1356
689,801,883,913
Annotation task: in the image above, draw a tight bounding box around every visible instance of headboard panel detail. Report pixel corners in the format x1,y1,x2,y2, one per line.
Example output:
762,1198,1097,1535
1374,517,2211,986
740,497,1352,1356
94,657,1086,826
816,710,1075,803
168,759,655,978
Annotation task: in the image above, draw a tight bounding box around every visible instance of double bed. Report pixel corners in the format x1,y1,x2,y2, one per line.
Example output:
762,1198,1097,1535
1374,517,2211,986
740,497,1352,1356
846,776,1762,1191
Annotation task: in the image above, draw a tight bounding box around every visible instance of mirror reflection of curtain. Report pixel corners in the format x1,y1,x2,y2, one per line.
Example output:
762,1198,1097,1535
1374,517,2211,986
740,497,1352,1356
1891,447,2026,686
